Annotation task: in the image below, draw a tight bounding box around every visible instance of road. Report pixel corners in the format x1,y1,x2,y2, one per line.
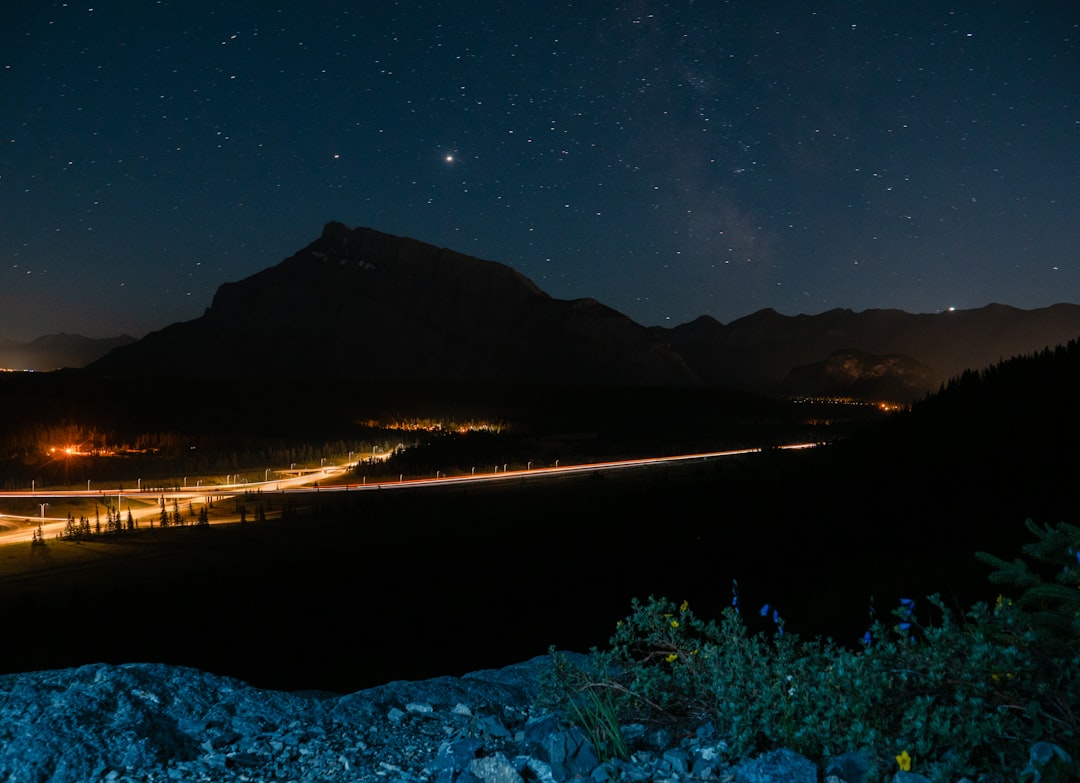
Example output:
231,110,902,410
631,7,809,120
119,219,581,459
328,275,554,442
0,444,816,545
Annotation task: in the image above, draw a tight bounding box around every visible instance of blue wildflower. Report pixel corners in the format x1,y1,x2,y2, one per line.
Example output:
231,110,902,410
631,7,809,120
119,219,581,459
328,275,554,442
760,603,770,617
861,630,872,646
773,609,781,624
898,622,911,631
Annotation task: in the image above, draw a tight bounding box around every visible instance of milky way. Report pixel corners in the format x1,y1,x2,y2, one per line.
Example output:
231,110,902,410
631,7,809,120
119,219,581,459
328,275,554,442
1,1,1077,341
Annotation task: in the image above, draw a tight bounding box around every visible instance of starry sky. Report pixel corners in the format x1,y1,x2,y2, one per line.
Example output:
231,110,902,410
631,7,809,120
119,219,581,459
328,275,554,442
2,1,1078,342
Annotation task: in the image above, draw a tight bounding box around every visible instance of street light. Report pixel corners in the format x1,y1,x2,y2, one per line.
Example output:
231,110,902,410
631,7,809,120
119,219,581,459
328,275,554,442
39,503,48,519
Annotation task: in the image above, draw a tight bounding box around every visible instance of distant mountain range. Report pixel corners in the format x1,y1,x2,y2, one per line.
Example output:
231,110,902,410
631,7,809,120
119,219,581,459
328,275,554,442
81,222,1080,400
0,333,135,372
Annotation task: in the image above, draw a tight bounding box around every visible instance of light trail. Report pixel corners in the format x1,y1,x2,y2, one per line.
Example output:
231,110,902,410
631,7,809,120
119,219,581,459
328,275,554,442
0,444,819,544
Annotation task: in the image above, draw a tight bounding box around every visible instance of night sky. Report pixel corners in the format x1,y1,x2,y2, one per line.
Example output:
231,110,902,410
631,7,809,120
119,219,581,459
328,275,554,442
2,1,1078,342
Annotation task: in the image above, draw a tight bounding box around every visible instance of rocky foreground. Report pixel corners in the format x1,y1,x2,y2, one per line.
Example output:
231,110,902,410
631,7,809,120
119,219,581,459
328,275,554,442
0,656,1061,783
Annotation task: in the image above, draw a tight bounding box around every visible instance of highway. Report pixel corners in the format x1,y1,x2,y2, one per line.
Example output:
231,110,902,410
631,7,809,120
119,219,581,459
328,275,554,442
0,443,817,545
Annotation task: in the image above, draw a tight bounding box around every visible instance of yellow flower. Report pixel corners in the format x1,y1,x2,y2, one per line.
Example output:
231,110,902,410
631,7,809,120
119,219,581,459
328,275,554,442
670,619,680,629
665,654,678,663
616,620,623,628
680,599,689,612
895,750,911,772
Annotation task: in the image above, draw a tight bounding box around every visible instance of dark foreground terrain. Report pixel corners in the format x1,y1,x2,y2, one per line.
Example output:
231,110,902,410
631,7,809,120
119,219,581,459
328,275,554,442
0,442,1057,696
1,339,1078,694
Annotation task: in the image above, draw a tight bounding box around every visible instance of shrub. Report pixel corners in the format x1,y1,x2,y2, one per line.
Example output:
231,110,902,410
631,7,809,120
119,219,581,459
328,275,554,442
541,521,1080,781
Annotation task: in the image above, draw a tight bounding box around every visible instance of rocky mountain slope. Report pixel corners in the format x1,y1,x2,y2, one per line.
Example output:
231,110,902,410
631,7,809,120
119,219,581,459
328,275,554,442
86,222,1080,399
0,656,945,783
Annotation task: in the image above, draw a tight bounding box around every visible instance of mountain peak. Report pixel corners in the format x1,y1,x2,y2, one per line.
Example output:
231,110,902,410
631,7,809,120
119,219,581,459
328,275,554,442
92,223,699,386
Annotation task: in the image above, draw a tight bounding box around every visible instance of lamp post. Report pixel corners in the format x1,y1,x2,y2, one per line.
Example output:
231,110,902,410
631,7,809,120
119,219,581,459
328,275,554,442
39,502,48,519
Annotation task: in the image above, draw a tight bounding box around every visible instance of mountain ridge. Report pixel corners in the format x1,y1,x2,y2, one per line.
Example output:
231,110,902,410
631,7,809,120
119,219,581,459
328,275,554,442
0,333,135,372
80,222,1080,400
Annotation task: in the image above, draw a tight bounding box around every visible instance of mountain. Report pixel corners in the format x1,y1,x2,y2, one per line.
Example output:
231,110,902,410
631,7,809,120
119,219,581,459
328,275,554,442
89,222,699,386
780,348,940,402
663,303,1080,399
87,222,1080,398
0,333,135,371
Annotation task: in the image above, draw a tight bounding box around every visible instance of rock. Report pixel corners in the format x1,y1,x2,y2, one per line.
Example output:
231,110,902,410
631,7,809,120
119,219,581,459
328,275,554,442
890,773,934,783
731,748,818,783
540,726,601,780
468,752,525,783
0,654,1046,782
825,750,872,783
1022,741,1073,782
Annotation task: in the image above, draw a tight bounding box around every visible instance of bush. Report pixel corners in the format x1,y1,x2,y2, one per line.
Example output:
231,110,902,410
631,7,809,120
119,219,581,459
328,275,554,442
541,521,1080,781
